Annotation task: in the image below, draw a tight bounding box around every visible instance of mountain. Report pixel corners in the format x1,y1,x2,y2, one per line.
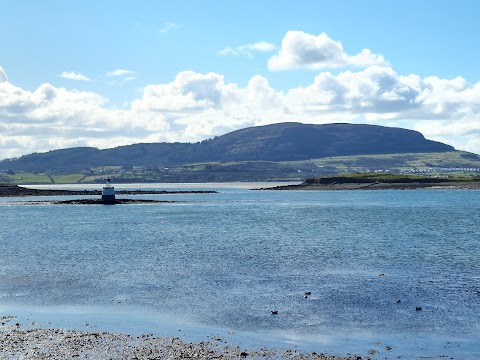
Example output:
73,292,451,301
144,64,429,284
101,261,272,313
0,122,455,173
200,122,453,161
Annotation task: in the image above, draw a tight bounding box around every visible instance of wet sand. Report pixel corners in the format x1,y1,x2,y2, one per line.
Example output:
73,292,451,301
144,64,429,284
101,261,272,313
0,316,360,360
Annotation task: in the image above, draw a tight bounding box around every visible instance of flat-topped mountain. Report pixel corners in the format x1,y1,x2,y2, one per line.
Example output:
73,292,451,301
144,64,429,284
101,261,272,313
204,122,453,160
0,122,455,173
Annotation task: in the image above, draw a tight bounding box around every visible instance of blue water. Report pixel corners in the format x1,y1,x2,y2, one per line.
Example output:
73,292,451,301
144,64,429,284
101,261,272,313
1,185,479,358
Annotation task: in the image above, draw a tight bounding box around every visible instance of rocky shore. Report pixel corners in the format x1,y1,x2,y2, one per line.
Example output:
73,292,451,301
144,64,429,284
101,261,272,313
0,316,361,360
23,198,178,205
260,181,480,191
0,185,217,197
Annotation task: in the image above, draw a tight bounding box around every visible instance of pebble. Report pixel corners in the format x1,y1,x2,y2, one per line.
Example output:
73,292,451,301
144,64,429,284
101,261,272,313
0,317,352,359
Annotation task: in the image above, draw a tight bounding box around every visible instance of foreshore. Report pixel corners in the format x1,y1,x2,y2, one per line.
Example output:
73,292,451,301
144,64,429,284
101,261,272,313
0,185,217,197
260,181,480,191
0,316,360,360
19,198,179,205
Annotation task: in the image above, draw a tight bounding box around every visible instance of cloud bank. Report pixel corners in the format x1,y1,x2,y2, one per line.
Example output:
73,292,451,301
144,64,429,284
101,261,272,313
1,31,480,159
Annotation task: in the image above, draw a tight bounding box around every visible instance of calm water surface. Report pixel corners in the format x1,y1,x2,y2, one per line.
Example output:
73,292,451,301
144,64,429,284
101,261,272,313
1,184,479,358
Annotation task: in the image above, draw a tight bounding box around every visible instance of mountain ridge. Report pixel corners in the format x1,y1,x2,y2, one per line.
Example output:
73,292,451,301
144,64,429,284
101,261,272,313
0,122,456,173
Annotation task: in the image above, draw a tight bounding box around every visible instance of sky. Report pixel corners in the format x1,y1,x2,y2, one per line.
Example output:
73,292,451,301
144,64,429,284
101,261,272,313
1,0,480,160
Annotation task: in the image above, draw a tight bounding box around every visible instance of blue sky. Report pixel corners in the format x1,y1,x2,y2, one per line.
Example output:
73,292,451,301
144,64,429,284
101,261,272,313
1,0,480,159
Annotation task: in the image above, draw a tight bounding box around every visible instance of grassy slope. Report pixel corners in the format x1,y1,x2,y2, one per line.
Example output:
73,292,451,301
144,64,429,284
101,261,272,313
0,173,52,184
1,151,480,184
298,151,480,171
304,172,478,184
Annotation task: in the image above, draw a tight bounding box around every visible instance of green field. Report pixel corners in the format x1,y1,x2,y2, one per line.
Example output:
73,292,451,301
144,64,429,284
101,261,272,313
304,151,480,173
305,172,478,184
0,172,52,184
2,151,480,184
51,174,86,183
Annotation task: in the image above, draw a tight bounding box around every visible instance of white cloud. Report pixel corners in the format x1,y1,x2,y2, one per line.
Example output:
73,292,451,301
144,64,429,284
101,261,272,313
3,61,480,159
58,71,92,81
0,71,153,159
219,41,276,58
106,69,136,77
249,41,276,52
119,76,137,85
284,66,422,116
105,69,137,85
268,31,387,70
131,71,224,112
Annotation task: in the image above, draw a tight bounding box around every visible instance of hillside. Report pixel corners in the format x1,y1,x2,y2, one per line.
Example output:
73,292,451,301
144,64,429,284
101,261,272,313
0,122,455,174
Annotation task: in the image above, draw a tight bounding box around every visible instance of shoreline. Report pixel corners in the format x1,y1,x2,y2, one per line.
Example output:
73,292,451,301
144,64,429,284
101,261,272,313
259,181,480,191
16,198,179,205
0,316,358,360
0,185,217,198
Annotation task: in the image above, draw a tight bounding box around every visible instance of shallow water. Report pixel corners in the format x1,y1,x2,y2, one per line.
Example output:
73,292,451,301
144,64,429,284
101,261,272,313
1,184,479,358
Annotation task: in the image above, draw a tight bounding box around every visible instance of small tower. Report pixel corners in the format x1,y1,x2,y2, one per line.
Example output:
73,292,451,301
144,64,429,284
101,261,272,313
102,177,116,204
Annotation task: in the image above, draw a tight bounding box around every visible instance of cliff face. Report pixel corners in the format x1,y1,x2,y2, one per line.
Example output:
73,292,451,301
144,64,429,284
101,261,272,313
1,122,455,173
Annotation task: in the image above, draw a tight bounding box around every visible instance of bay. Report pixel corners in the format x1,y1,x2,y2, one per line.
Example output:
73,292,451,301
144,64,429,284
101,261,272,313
1,184,479,358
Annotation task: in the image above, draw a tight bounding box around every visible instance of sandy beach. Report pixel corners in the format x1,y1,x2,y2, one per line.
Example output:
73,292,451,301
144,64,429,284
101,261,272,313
0,316,361,360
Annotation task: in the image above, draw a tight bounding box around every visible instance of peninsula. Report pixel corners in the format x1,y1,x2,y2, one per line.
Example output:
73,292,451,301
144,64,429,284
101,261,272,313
260,174,480,190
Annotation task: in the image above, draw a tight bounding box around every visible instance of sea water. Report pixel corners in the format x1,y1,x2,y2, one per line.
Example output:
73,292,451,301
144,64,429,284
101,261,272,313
0,184,479,358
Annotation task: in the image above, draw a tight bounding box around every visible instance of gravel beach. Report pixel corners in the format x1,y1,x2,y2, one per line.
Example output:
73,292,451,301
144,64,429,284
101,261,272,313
0,316,362,360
